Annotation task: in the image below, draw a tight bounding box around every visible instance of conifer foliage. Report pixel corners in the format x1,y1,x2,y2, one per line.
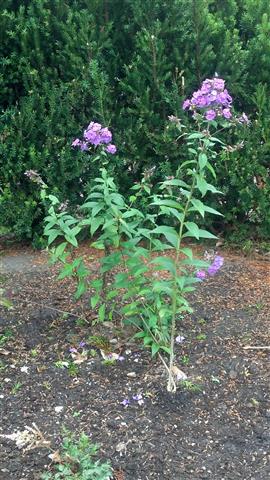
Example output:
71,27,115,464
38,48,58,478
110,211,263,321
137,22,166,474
0,0,269,242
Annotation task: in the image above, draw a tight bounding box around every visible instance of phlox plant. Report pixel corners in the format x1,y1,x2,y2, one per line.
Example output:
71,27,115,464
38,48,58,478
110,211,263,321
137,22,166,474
41,78,248,392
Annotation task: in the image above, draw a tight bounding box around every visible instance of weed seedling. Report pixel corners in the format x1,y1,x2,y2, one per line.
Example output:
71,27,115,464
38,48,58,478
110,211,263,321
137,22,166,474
75,317,87,327
198,318,206,325
54,360,69,369
42,381,52,391
0,360,7,372
41,431,112,480
11,382,22,395
72,410,81,418
102,359,116,366
0,328,13,347
68,362,79,377
180,355,190,366
196,333,207,341
180,380,202,393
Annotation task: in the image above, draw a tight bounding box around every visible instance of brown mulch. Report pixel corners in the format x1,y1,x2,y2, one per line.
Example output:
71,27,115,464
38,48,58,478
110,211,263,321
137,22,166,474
0,243,269,480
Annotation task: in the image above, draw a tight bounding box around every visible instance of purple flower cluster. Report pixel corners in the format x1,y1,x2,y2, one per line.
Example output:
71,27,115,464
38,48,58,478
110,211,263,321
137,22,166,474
121,394,144,407
183,77,249,124
72,122,117,154
196,255,224,280
69,341,86,354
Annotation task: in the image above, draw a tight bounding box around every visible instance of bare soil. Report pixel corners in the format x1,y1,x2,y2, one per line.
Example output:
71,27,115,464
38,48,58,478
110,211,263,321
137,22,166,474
0,243,269,480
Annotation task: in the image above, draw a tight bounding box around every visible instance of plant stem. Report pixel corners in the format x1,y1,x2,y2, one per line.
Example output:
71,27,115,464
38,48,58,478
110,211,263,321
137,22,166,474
167,160,199,392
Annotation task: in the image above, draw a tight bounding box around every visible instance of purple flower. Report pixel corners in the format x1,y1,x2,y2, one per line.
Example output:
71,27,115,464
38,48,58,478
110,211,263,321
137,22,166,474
205,109,216,121
121,399,130,406
73,121,117,154
239,113,249,124
118,355,125,361
213,255,224,267
200,79,212,94
222,108,232,119
182,99,191,110
175,335,185,344
208,255,224,276
133,394,144,405
196,270,207,280
182,78,235,123
72,139,81,147
106,144,117,154
79,341,86,348
69,347,77,353
100,127,112,144
213,78,225,90
80,142,89,151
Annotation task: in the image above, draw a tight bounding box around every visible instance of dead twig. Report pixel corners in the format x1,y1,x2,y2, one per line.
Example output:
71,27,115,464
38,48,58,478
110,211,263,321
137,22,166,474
243,345,270,350
25,301,90,324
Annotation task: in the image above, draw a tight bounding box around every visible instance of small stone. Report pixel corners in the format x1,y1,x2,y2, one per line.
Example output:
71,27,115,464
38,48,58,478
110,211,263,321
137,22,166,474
127,372,136,378
54,406,64,413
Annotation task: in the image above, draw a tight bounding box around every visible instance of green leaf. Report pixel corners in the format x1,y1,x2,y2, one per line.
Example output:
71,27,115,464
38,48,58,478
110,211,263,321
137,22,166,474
152,226,179,248
204,205,223,216
180,247,193,259
190,198,205,218
122,208,144,219
161,179,189,188
64,234,78,247
90,216,103,236
46,229,60,245
206,161,216,178
98,303,106,322
160,345,171,354
199,153,207,169
197,229,217,239
187,132,204,139
184,221,200,239
58,263,74,279
196,176,208,197
151,256,176,275
74,281,87,300
151,343,160,356
134,331,146,339
151,198,183,210
90,294,100,308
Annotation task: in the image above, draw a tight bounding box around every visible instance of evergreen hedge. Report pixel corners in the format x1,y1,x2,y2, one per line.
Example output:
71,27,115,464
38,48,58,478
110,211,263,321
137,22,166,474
1,0,270,243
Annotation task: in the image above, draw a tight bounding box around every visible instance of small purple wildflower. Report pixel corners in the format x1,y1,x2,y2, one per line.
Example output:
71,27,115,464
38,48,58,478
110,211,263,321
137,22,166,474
182,99,191,110
205,109,216,121
79,341,86,348
239,113,249,124
207,255,224,276
72,138,81,147
222,108,232,119
121,399,130,407
80,142,89,151
118,355,125,361
69,347,77,353
106,144,117,154
100,127,112,144
196,270,207,280
175,335,185,344
132,394,144,405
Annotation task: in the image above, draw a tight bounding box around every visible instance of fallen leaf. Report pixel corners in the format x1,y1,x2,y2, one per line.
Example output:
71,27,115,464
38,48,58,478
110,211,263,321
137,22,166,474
48,450,62,463
0,348,10,356
171,366,187,381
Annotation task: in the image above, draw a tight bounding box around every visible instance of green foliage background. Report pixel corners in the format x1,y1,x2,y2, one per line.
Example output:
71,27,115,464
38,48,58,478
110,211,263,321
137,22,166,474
1,0,270,242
